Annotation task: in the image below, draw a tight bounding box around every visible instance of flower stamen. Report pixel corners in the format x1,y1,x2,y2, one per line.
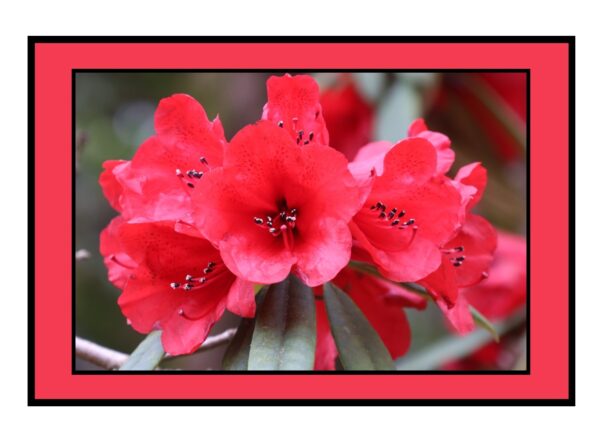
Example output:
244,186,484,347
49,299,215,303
168,261,223,292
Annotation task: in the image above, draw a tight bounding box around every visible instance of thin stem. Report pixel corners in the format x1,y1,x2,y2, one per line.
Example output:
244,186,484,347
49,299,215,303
75,328,237,370
75,337,128,370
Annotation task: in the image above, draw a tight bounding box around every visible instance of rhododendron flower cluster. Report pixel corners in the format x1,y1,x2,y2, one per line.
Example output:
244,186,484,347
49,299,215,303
100,73,499,366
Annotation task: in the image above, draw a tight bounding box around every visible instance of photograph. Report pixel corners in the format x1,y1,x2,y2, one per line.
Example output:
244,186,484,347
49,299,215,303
74,70,528,373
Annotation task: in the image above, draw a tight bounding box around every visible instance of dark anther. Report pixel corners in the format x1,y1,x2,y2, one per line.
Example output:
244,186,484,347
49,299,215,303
254,217,264,225
398,209,406,218
388,208,398,219
200,277,207,284
455,246,464,252
455,256,466,262
199,157,208,165
405,218,416,226
304,140,310,145
453,262,462,267
185,275,193,281
186,182,195,188
203,267,213,274
269,227,277,234
278,121,284,128
298,130,304,138
184,283,193,290
170,282,180,289
379,212,386,218
309,132,314,141
207,261,216,268
193,171,203,179
391,220,400,226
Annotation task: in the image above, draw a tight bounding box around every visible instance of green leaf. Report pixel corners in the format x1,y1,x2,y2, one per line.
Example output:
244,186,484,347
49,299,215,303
323,283,395,371
469,305,499,342
222,289,267,371
119,330,164,371
247,275,316,370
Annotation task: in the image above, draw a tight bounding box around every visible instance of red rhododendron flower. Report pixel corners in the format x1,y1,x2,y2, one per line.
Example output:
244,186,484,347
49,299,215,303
320,76,374,160
348,137,462,282
192,120,365,287
315,268,427,370
262,74,329,147
442,231,526,370
419,214,498,333
100,220,255,355
100,94,227,224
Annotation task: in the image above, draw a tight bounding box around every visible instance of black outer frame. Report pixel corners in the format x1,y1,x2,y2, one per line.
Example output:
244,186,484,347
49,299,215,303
27,35,575,406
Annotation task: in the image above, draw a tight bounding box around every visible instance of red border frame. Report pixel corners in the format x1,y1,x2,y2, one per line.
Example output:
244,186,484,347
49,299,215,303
29,37,574,405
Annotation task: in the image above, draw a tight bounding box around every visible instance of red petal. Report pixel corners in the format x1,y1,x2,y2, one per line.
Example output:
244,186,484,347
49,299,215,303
262,74,329,146
407,119,455,175
348,140,393,182
154,93,225,168
99,216,137,289
315,300,337,370
294,217,353,287
118,221,222,280
350,221,442,282
454,162,487,212
380,137,437,186
99,160,128,212
226,278,257,318
116,136,195,223
436,292,475,335
218,230,296,285
160,293,228,355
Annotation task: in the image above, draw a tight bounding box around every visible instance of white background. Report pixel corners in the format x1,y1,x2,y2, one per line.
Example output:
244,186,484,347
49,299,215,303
1,0,596,428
